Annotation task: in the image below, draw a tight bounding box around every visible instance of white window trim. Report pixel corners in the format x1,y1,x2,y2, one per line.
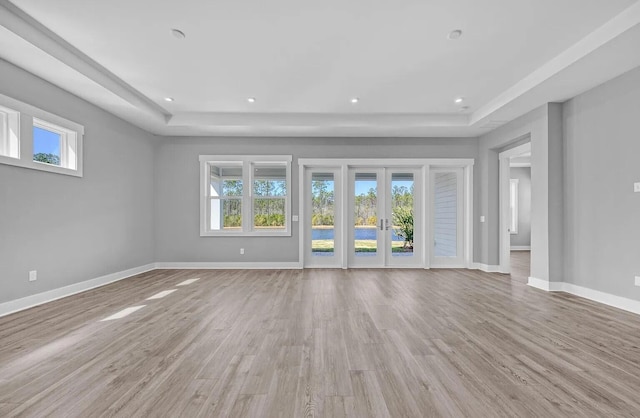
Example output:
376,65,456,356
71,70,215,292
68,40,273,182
199,155,292,237
510,178,519,234
0,93,84,177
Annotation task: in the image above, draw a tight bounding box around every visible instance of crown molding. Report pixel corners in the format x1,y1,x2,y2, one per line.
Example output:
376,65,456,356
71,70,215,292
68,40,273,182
470,1,640,126
0,0,169,123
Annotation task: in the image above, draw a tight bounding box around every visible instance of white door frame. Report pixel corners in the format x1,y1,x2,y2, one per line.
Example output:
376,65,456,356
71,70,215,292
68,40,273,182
348,167,386,267
385,167,423,268
303,167,343,268
498,142,531,274
298,158,474,269
429,167,465,268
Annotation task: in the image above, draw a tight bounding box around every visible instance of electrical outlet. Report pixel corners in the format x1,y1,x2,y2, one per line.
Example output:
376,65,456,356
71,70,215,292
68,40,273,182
480,216,486,223
635,276,640,286
634,182,640,193
29,270,37,282
240,248,245,255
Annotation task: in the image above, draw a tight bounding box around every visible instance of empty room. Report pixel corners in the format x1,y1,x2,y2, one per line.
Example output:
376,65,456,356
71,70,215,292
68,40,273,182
1,0,640,416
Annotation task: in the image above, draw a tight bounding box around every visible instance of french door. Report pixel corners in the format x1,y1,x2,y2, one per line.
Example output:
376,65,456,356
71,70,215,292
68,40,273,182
304,168,342,267
347,167,421,268
301,159,471,269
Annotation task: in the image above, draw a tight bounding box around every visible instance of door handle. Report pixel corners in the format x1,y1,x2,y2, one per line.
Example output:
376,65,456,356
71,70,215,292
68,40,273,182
380,219,384,231
385,218,390,230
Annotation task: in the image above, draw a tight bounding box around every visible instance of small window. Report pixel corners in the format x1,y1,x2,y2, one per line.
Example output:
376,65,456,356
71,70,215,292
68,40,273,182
200,155,292,236
0,93,83,177
33,119,78,170
0,105,20,159
510,179,519,234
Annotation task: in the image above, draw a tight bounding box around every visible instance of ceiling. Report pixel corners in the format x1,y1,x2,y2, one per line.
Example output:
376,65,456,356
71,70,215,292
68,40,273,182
1,0,639,137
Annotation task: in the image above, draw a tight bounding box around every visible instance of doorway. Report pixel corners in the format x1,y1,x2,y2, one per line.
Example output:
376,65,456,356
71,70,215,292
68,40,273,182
347,167,421,268
300,158,473,269
498,142,531,276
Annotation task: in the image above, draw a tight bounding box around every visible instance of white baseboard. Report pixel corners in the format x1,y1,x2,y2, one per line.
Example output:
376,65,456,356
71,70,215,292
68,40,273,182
527,276,551,291
528,278,640,316
155,261,303,270
0,263,156,318
511,246,531,251
471,263,502,273
554,282,640,315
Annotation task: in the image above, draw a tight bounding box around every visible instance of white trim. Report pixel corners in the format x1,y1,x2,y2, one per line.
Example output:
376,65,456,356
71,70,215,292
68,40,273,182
200,155,292,237
0,1,168,122
298,158,475,167
471,263,502,273
528,280,640,316
0,93,84,177
511,246,531,251
499,142,531,274
509,178,519,234
471,1,640,126
0,263,155,318
510,162,531,168
527,276,551,291
155,261,303,269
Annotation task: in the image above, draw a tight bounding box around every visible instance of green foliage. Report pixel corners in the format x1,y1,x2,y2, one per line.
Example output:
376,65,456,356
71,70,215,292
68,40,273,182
312,180,335,225
312,213,334,226
33,153,60,165
254,214,285,227
223,214,242,227
393,207,414,248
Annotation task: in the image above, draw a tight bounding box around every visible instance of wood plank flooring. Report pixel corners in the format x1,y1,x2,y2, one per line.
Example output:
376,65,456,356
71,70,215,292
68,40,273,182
1,267,640,417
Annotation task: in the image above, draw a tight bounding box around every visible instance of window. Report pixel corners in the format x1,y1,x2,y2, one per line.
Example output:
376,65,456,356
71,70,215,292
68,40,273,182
253,164,287,231
33,119,79,170
209,162,244,231
510,178,519,234
0,104,20,159
200,155,292,236
0,93,84,177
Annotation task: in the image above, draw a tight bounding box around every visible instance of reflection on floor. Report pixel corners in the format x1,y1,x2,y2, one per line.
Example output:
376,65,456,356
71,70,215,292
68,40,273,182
510,250,530,283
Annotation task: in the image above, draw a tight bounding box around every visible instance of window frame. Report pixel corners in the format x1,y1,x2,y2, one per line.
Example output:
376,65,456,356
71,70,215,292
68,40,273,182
0,93,84,177
199,155,292,237
510,178,519,234
0,104,20,159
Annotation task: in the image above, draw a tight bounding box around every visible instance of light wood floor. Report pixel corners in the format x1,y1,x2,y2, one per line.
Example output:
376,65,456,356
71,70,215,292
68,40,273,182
2,266,640,417
510,250,531,283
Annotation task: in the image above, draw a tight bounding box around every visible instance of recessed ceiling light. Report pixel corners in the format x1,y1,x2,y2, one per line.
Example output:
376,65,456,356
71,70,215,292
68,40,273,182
247,97,256,103
351,97,359,104
164,97,174,102
447,29,463,40
454,97,464,104
171,29,186,39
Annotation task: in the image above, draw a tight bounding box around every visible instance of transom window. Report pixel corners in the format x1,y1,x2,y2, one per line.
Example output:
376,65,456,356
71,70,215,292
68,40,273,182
200,155,292,236
0,93,84,176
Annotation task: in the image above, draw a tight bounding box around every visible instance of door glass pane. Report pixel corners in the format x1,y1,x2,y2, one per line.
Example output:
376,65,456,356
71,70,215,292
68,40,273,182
391,173,414,257
434,172,457,257
311,173,335,256
354,173,377,256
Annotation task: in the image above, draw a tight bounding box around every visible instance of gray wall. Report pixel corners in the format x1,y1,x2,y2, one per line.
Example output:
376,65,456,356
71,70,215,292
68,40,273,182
155,137,478,263
563,66,640,299
0,59,157,304
476,103,564,282
510,167,531,247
